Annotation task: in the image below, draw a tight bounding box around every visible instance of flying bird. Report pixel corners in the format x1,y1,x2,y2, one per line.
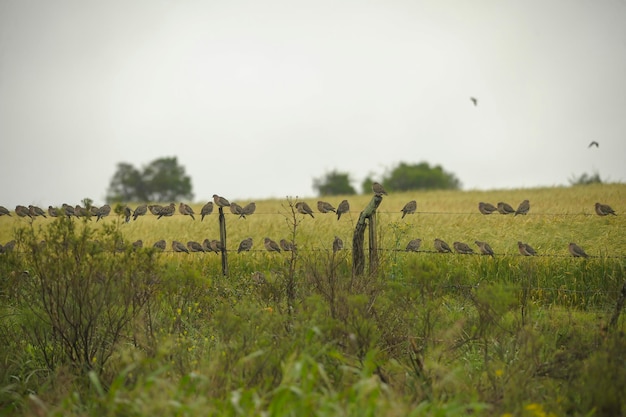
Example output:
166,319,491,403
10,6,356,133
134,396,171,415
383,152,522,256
594,202,616,216
372,182,388,195
475,240,495,257
405,238,422,252
568,242,589,258
336,200,350,220
172,240,189,253
179,203,195,220
453,241,474,254
434,238,452,253
517,241,537,256
515,200,530,216
241,202,256,218
497,202,515,215
229,202,244,217
401,200,417,219
295,201,315,218
470,97,478,106
332,236,344,253
264,237,281,253
213,194,230,208
237,237,253,253
588,141,599,148
317,201,336,213
200,202,214,221
478,202,498,215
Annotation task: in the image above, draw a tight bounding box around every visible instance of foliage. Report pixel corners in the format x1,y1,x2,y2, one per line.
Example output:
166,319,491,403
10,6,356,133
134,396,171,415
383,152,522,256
369,161,461,193
313,170,357,196
568,171,603,186
106,156,193,203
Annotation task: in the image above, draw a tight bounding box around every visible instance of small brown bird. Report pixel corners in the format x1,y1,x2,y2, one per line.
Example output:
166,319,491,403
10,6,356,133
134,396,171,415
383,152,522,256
453,241,474,254
401,200,417,219
264,237,281,252
475,240,495,257
153,240,166,250
123,206,132,223
202,239,212,252
90,206,99,216
15,205,31,218
332,236,344,253
0,206,11,216
280,239,296,251
229,202,244,217
132,239,143,250
209,239,224,253
515,200,530,216
172,240,189,253
130,204,145,220
213,194,230,208
497,202,515,215
157,203,176,219
237,237,253,253
336,199,350,220
187,241,205,252
317,201,336,213
95,204,111,222
295,201,314,218
478,202,498,215
517,241,537,256
200,202,214,221
29,205,47,218
47,206,59,217
241,202,256,218
74,205,91,219
179,203,195,220
568,242,589,258
372,182,388,195
148,204,162,216
405,238,422,252
434,238,452,253
594,202,616,216
62,204,75,218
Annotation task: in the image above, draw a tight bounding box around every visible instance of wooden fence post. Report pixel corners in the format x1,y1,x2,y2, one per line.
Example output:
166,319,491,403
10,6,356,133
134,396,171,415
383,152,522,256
218,207,228,276
352,194,383,277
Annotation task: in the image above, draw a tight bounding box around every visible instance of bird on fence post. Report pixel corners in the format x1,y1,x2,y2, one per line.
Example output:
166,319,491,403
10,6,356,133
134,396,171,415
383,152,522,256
517,241,537,256
372,182,388,195
515,200,530,216
401,200,417,219
594,202,616,216
317,201,336,213
405,238,422,252
497,202,515,214
453,241,474,254
434,238,452,253
200,202,213,220
133,204,147,220
475,240,495,257
336,200,350,220
179,203,195,220
568,242,589,258
213,194,230,208
264,237,281,252
333,236,344,253
478,202,498,215
237,237,253,253
295,201,315,218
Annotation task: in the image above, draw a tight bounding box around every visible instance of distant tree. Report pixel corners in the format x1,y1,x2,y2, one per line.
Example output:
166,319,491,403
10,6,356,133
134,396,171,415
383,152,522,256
568,171,603,186
362,162,461,193
313,170,356,196
106,157,193,203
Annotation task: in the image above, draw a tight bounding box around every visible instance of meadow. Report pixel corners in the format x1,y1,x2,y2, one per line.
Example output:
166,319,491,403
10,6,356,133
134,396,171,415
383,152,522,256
0,183,625,416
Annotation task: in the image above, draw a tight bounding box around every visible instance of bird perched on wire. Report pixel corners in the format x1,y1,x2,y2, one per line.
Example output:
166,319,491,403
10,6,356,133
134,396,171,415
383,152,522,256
453,241,474,254
333,236,344,253
95,204,111,222
172,240,189,253
200,202,213,221
237,237,253,253
497,202,515,214
434,238,452,253
241,202,256,218
475,240,495,257
568,242,589,258
229,202,244,217
478,202,498,215
122,206,132,223
0,206,11,216
209,240,224,253
187,241,205,252
372,182,388,195
74,205,91,219
47,206,58,217
157,203,175,219
132,240,143,250
15,205,31,218
515,200,530,216
517,241,537,256
405,238,422,252
264,237,281,252
179,203,195,220
317,201,336,213
62,204,75,218
132,204,146,221
588,141,599,148
153,240,166,251
148,204,162,216
280,239,296,251
336,200,350,220
594,202,616,216
213,194,230,208
29,205,47,218
401,200,417,219
295,201,315,218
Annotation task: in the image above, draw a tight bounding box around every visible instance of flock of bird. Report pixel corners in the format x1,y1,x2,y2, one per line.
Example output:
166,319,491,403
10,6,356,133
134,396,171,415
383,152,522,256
0,182,618,258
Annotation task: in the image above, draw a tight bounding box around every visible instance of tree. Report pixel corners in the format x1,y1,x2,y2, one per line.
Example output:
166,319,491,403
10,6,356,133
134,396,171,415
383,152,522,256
106,157,193,203
362,162,461,193
312,170,357,196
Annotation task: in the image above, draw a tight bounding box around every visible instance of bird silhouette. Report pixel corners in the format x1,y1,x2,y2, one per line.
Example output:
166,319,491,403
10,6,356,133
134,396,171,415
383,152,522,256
594,202,616,216
200,202,214,220
237,237,253,253
264,237,281,252
515,200,530,216
333,236,344,253
372,182,388,195
213,194,230,207
0,206,11,216
187,241,205,252
153,240,166,251
478,202,498,215
470,97,478,106
317,201,336,213
336,200,350,220
434,238,452,253
241,202,256,218
497,202,515,215
588,141,599,148
401,200,417,219
172,240,189,253
568,242,589,258
295,201,315,218
475,240,495,257
517,241,537,256
453,241,474,254
179,203,195,220
95,204,111,222
405,238,422,252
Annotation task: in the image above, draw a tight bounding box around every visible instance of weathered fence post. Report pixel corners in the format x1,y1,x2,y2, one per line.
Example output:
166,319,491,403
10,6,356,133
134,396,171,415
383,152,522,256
218,207,228,276
352,194,383,276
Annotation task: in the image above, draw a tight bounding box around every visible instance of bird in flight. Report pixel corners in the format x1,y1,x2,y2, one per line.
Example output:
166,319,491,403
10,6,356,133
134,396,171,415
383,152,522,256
588,141,599,148
470,97,478,106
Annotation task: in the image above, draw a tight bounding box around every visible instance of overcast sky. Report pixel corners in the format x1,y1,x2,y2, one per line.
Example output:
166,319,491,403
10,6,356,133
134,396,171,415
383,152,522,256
1,0,625,207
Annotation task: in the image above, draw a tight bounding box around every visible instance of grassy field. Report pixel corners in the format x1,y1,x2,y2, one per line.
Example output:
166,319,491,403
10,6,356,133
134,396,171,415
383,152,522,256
0,183,625,416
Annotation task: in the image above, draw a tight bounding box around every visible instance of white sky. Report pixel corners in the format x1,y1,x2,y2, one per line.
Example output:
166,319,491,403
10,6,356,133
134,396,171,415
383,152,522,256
1,0,625,207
